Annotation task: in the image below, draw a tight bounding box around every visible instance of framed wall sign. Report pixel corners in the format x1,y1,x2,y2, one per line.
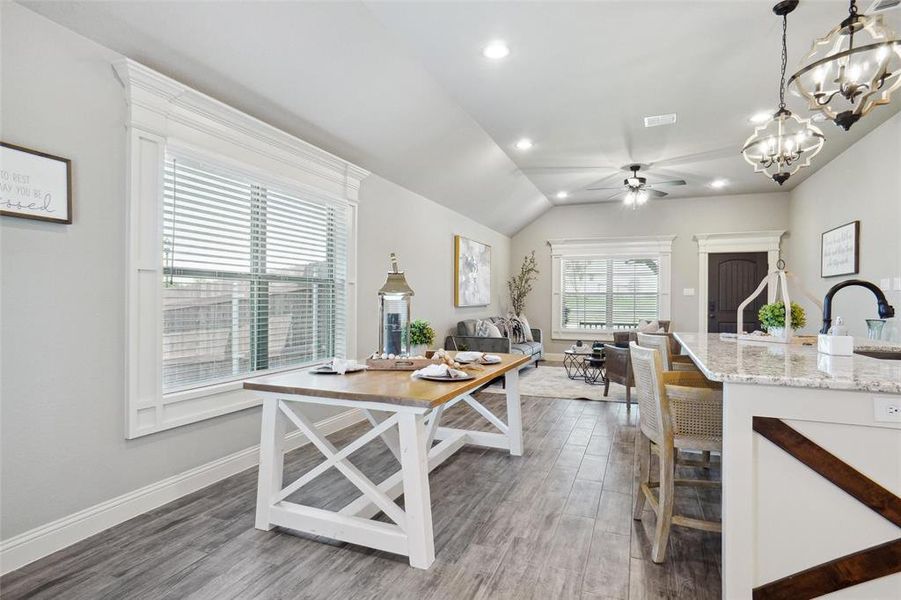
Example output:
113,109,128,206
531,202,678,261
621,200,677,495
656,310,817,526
454,235,491,307
1,142,72,224
821,220,859,278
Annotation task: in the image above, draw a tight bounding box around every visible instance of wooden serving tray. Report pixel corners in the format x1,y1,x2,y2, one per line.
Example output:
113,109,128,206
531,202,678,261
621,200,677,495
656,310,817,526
365,357,433,371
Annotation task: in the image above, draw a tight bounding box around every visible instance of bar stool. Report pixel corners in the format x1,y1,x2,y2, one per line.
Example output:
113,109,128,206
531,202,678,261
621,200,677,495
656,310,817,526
635,332,698,372
629,342,723,563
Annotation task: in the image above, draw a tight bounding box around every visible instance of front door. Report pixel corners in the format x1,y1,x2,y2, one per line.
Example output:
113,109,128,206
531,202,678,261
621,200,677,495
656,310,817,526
708,252,769,333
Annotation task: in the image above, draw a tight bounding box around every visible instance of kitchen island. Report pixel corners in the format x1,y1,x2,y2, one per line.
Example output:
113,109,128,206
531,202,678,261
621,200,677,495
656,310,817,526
673,333,901,600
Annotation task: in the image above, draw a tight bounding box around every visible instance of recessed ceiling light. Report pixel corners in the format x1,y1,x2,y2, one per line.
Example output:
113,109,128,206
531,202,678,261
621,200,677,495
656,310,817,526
555,191,569,199
515,138,533,151
749,111,772,124
482,41,510,60
710,178,729,189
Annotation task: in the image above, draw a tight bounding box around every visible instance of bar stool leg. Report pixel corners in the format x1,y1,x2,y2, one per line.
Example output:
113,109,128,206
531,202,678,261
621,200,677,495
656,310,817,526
633,433,651,519
652,444,675,564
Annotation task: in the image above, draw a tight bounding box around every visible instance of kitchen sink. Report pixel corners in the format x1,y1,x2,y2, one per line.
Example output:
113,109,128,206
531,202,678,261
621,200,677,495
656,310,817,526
854,350,901,360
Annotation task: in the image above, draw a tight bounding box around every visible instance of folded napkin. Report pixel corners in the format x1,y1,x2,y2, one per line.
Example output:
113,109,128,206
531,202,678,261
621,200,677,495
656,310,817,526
411,363,469,379
455,351,502,364
330,358,366,375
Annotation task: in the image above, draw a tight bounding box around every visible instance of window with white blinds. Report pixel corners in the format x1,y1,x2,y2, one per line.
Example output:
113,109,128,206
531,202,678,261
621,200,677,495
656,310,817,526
562,257,659,330
162,152,347,393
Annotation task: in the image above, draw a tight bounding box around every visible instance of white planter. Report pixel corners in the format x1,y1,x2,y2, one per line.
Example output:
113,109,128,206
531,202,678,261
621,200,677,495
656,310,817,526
767,326,786,339
411,344,428,358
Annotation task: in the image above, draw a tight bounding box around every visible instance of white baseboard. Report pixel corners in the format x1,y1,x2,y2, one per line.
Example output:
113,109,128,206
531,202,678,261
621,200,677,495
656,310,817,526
544,352,565,361
0,408,365,575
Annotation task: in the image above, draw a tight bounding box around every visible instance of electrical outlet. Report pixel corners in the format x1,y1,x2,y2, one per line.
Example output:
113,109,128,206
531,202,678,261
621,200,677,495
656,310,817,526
683,288,695,296
873,396,901,423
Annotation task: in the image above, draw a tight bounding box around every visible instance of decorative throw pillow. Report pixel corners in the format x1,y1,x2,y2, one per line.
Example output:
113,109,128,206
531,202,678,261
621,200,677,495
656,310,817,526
475,319,502,338
637,319,661,333
515,314,534,342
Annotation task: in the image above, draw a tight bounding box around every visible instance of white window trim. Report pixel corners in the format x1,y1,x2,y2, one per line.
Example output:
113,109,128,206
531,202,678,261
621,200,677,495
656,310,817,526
114,59,369,439
693,230,785,335
548,235,675,340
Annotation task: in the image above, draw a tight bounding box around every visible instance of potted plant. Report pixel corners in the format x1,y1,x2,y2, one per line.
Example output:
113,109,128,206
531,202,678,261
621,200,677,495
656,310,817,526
409,319,436,357
508,250,539,317
758,301,806,338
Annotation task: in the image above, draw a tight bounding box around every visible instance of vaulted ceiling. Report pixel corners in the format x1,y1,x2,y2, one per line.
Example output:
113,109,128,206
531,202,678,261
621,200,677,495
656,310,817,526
22,0,901,235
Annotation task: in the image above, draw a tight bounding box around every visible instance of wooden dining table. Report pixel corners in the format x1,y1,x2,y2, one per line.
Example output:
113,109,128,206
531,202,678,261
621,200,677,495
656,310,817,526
244,352,530,569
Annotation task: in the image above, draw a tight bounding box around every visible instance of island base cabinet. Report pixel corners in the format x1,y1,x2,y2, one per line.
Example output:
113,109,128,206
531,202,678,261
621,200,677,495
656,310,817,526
722,383,901,599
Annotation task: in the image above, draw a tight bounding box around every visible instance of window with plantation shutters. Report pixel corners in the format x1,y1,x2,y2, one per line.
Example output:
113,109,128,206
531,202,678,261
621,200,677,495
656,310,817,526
561,256,660,330
162,152,347,393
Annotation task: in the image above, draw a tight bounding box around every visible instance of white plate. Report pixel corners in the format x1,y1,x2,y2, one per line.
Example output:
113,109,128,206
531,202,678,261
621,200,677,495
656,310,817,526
312,365,367,374
456,357,502,365
419,374,475,382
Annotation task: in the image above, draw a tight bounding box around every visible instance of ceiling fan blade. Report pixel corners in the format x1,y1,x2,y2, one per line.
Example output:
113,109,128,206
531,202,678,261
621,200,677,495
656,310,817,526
649,189,668,198
519,166,620,172
585,185,627,191
651,146,734,169
648,179,686,187
607,191,628,201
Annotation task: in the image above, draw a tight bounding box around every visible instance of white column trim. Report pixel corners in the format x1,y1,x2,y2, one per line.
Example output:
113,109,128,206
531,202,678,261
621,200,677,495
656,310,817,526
693,230,785,334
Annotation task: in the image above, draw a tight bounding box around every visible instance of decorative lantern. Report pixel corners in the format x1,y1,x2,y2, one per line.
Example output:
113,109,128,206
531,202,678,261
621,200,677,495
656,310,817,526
378,253,414,357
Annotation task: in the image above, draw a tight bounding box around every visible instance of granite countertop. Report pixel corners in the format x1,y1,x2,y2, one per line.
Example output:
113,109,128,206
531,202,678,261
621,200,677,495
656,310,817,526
673,332,901,394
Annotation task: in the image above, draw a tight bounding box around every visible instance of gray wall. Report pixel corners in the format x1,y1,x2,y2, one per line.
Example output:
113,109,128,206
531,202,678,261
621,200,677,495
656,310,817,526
0,4,509,540
357,174,511,355
510,193,790,354
784,111,901,339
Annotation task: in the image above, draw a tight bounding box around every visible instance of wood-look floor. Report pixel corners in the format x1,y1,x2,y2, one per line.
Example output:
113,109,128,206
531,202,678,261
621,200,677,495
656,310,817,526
1,386,721,600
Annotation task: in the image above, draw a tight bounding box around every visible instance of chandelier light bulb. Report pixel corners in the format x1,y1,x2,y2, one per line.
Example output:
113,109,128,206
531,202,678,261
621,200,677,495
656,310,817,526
788,0,901,131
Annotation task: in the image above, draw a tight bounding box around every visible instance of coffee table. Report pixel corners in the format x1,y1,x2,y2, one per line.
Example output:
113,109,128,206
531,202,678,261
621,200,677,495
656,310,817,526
563,349,592,380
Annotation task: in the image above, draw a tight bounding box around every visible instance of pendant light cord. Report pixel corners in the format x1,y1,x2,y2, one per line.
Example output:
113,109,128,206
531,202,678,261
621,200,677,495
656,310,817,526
779,13,788,109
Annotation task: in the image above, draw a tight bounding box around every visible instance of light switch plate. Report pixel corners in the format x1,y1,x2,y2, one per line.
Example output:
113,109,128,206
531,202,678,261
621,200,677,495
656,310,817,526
683,288,695,296
873,396,901,423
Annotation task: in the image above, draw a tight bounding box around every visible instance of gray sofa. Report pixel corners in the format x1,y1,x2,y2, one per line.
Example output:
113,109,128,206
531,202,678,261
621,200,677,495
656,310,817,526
444,319,543,366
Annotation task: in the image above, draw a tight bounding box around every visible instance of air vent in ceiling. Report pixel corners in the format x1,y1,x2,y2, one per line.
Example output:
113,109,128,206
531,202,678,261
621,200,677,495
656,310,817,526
643,113,677,128
868,0,900,13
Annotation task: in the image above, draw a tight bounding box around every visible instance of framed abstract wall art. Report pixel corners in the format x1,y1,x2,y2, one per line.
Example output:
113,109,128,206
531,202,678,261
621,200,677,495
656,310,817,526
454,235,491,307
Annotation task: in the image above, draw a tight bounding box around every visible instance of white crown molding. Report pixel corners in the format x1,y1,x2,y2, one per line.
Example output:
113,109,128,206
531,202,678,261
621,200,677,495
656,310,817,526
547,234,676,257
0,409,365,575
111,58,369,199
693,230,785,253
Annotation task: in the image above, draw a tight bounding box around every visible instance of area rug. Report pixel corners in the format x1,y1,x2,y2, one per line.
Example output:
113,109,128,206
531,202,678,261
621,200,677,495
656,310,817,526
480,365,628,402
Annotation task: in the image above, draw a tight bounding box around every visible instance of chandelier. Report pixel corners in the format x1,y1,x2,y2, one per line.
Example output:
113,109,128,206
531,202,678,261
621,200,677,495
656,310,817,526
742,0,825,185
788,0,901,131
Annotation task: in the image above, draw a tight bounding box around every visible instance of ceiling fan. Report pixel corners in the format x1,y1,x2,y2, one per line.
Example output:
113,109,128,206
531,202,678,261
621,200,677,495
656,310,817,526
584,164,686,207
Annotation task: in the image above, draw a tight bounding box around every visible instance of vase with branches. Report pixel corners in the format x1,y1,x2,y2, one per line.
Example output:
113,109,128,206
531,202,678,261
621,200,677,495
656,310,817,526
508,251,539,317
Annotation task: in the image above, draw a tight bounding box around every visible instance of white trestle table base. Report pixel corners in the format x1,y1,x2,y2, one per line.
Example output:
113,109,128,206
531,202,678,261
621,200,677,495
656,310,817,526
245,353,529,569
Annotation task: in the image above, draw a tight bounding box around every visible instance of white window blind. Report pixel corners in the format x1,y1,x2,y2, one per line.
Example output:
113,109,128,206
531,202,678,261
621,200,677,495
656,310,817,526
562,257,659,330
162,152,347,393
